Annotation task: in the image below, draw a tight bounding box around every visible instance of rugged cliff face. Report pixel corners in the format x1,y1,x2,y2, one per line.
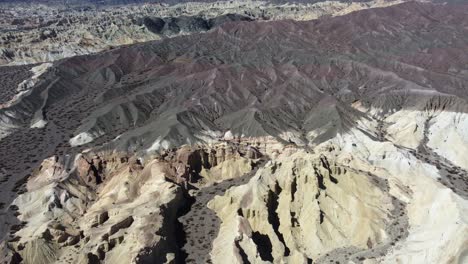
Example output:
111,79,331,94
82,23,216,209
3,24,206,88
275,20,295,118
7,153,181,264
3,141,266,264
209,121,468,263
0,1,468,263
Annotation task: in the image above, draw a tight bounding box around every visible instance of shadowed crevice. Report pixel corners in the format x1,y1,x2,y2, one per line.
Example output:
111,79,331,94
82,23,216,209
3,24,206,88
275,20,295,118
251,231,273,261
266,181,290,256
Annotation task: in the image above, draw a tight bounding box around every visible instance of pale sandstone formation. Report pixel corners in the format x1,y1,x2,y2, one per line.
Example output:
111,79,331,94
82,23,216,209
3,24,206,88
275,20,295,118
336,127,468,264
8,152,183,264
200,155,252,183
5,141,266,263
209,150,392,263
207,117,468,263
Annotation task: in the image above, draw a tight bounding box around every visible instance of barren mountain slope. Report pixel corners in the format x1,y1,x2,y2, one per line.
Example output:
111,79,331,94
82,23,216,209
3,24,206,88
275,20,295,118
0,0,423,65
0,2,468,264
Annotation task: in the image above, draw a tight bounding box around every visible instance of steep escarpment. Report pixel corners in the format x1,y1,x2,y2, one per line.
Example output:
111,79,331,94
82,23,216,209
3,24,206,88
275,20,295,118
0,2,468,263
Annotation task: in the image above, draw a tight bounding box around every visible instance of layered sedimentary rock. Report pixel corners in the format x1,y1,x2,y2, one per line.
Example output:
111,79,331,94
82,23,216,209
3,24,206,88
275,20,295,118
4,141,265,264
209,124,468,263
0,1,468,263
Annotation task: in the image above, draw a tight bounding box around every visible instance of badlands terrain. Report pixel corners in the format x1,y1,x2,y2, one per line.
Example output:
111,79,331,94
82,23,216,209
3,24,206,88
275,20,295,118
0,0,425,65
1,1,468,264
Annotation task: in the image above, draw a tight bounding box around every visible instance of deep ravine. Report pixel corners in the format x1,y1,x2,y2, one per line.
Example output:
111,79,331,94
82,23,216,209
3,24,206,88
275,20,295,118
178,159,268,264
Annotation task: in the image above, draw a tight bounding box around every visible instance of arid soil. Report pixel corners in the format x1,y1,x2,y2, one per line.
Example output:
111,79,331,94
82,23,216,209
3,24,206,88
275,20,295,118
0,2,467,263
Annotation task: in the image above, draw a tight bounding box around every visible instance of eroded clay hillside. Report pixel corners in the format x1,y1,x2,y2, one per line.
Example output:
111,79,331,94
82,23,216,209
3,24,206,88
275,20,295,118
0,0,423,65
0,1,467,264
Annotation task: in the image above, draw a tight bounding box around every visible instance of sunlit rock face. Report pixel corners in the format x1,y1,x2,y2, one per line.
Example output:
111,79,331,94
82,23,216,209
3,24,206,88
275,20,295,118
209,119,468,263
209,151,395,263
0,1,468,263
